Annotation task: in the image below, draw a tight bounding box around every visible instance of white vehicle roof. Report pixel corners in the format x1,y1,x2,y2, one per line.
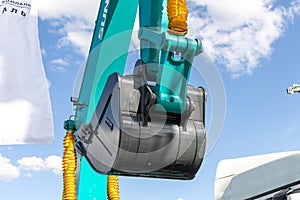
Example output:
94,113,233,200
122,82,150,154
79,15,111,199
215,151,300,200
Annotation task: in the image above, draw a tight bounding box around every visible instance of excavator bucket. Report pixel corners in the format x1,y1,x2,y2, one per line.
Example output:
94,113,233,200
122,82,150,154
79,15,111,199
77,70,206,180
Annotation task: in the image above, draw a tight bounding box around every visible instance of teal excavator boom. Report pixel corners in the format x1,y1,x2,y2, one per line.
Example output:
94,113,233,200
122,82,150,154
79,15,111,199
71,0,206,199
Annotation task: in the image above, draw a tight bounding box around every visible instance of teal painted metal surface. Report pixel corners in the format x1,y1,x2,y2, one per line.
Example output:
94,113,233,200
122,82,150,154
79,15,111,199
139,29,203,113
138,0,204,114
77,157,107,199
64,120,76,131
75,0,138,199
139,0,165,81
74,0,203,198
156,34,203,114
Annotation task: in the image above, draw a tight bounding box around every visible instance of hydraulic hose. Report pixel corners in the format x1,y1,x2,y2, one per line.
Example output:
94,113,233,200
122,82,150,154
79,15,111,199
167,0,188,35
62,129,77,200
107,175,120,200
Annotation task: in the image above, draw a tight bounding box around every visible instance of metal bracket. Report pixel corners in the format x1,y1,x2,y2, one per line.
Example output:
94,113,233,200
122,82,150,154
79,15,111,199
138,28,203,114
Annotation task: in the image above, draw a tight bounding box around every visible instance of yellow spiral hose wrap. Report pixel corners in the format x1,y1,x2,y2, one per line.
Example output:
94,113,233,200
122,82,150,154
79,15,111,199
107,175,120,200
167,0,188,35
62,130,77,200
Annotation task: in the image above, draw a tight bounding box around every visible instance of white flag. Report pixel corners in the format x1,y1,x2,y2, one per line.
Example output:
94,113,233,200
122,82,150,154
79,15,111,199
0,0,54,144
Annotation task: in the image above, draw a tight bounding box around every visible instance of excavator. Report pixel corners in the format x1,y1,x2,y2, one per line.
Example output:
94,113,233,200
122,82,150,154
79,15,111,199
61,1,300,200
62,0,206,199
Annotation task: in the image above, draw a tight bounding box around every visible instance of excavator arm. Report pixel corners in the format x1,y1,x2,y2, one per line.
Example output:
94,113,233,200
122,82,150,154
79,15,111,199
68,0,206,199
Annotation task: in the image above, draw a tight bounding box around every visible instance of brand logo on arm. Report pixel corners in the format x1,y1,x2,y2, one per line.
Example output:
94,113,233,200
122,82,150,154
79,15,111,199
0,0,31,17
98,0,110,41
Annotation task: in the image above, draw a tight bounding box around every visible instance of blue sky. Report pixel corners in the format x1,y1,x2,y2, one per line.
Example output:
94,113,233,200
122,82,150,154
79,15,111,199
1,0,300,199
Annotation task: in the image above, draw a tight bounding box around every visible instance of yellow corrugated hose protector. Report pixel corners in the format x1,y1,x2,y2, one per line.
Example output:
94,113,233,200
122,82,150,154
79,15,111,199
107,175,120,200
167,0,188,35
62,130,77,200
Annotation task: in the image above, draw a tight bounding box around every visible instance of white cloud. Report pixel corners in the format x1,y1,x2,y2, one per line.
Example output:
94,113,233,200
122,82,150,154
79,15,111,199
177,198,184,200
49,65,66,72
0,154,62,182
36,0,300,76
36,0,100,23
51,58,69,66
187,0,292,77
18,155,62,175
23,172,33,178
36,0,98,57
41,48,47,56
45,155,63,175
7,146,13,151
50,58,70,72
289,0,300,17
57,27,93,56
18,157,46,171
0,154,20,182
